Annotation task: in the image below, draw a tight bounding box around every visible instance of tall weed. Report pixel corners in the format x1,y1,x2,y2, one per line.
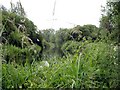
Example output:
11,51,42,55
2,42,119,88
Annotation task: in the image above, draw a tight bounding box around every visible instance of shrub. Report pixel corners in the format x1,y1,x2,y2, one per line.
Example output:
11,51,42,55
2,44,41,65
2,42,119,88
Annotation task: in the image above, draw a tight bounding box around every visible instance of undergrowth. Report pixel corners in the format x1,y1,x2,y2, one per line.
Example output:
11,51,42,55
2,42,119,88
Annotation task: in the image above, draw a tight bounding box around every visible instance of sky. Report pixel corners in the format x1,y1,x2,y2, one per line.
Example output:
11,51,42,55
1,0,107,30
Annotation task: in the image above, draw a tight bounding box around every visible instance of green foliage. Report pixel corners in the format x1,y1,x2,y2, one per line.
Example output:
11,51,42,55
41,29,55,42
2,42,119,88
81,42,119,88
0,45,2,89
2,63,37,88
1,1,119,89
24,18,37,36
55,28,71,47
100,16,110,30
8,31,22,47
61,41,81,55
69,25,99,41
2,44,41,65
100,1,120,42
70,25,83,41
1,4,43,64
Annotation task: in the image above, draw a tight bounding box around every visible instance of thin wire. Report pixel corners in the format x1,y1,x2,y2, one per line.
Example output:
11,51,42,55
53,0,56,17
51,0,57,29
51,0,77,29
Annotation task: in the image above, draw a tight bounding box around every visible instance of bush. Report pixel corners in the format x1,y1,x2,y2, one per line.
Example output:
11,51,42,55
2,42,119,88
2,44,41,65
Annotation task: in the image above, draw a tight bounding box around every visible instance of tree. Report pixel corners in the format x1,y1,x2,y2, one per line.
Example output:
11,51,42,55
100,1,120,42
70,25,82,41
1,3,43,64
70,25,99,41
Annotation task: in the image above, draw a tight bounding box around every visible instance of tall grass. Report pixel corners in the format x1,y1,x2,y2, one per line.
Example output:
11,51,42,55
2,41,119,88
0,44,2,89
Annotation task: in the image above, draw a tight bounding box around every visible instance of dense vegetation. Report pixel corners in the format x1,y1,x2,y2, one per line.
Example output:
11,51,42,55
1,1,120,89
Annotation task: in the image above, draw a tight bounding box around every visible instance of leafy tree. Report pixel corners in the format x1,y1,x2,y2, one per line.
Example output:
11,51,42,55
61,41,81,55
70,25,82,41
100,1,120,42
70,25,99,41
1,2,43,64
55,28,71,56
99,1,120,87
41,29,55,42
82,24,99,40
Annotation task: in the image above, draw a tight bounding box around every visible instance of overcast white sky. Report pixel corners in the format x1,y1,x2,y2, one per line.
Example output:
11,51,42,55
1,0,107,30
